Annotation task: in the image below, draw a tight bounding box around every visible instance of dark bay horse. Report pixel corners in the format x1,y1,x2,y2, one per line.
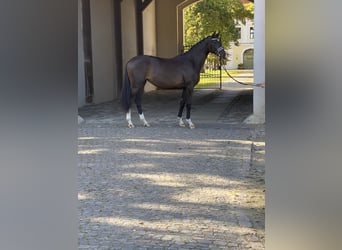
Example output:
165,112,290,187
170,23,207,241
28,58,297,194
120,32,226,129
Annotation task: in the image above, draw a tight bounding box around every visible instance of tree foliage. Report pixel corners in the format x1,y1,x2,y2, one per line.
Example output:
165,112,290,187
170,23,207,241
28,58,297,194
184,0,254,49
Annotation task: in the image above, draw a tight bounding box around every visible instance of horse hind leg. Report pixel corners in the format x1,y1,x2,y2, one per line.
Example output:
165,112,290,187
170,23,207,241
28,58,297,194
177,116,185,127
135,89,150,127
126,109,135,128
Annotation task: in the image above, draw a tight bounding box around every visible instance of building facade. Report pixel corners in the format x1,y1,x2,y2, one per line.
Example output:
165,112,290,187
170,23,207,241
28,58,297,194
226,19,254,70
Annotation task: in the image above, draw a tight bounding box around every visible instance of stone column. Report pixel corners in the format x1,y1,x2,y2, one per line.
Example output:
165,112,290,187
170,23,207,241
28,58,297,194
244,0,265,124
143,0,157,92
78,0,86,107
121,0,137,67
89,0,116,103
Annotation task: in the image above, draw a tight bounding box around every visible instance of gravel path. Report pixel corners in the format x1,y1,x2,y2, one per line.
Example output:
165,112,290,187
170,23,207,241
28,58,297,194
78,85,265,249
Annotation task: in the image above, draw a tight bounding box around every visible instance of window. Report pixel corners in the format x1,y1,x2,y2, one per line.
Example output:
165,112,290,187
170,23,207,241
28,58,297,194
250,27,254,39
236,27,241,39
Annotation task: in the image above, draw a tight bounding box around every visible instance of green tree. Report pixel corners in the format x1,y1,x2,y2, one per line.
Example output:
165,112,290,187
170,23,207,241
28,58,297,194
184,0,254,49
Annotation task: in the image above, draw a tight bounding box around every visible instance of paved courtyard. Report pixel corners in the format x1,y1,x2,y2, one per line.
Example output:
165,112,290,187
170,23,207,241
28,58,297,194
78,79,265,249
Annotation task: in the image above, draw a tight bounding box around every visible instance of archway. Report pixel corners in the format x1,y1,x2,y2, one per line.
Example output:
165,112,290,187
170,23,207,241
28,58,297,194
176,0,202,53
243,48,254,69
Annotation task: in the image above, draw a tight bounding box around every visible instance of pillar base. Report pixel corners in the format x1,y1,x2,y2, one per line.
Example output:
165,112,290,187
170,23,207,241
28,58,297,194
78,115,84,124
244,113,265,124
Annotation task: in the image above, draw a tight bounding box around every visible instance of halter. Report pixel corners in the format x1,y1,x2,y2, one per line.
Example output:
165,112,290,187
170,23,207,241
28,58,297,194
216,46,225,56
211,37,224,57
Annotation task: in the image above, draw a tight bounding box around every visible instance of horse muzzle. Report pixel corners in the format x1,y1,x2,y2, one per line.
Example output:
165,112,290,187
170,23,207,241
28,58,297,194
216,46,226,60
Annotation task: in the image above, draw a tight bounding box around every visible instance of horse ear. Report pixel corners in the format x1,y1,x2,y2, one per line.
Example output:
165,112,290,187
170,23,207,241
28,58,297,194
215,32,221,38
212,32,216,37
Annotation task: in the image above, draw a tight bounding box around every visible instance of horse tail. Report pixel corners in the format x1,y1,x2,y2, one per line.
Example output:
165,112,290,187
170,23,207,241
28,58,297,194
120,67,131,112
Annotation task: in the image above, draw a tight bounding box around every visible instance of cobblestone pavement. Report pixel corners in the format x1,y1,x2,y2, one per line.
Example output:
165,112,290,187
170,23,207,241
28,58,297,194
78,82,265,249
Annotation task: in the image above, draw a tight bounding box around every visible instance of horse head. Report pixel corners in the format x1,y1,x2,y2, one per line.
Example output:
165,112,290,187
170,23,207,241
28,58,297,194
208,32,226,60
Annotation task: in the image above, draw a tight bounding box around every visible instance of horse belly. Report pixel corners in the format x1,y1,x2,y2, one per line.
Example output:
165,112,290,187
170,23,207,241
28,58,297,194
148,68,185,89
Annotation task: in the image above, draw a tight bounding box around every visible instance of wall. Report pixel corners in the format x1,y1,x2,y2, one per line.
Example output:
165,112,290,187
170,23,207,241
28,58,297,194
89,0,116,103
143,1,157,56
121,0,137,69
155,0,183,57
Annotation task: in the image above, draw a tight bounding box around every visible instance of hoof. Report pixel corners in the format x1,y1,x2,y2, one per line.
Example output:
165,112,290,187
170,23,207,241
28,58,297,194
186,119,195,129
141,120,150,127
128,123,135,128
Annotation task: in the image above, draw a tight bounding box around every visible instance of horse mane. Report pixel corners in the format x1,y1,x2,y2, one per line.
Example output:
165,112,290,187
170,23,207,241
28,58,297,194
181,36,212,56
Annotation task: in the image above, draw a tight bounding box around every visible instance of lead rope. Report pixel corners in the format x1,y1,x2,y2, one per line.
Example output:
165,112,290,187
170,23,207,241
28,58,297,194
220,59,265,88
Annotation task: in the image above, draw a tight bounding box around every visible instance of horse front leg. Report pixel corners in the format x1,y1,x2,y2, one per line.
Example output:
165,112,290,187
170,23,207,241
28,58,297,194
185,87,195,129
177,89,186,127
185,103,195,129
139,113,150,127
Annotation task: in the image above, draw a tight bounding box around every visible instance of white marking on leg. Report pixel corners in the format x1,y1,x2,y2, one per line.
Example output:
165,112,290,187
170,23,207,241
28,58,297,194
186,118,195,129
126,109,134,128
139,113,150,127
177,117,185,127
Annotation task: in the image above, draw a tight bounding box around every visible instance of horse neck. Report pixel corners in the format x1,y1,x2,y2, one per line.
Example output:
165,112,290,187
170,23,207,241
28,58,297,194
186,42,210,73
